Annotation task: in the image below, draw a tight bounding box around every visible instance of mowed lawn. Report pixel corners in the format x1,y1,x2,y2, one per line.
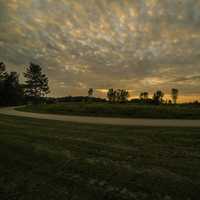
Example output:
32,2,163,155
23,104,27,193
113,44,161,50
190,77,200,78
18,102,200,119
0,115,200,200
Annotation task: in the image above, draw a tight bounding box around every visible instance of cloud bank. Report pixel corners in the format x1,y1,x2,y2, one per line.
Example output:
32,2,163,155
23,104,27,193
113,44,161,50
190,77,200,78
0,0,200,101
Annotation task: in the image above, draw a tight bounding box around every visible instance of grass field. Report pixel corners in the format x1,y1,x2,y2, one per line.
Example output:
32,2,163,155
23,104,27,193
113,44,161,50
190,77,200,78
0,114,200,200
18,102,200,119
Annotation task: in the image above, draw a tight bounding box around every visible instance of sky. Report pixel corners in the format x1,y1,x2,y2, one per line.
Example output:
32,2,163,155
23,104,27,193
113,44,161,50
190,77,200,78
0,0,200,102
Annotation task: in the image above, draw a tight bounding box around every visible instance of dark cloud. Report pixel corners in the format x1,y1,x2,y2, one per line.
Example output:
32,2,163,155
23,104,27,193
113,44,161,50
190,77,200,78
0,0,200,101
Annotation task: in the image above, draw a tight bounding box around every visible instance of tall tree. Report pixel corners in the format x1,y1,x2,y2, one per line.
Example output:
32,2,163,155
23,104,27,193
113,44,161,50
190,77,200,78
171,88,179,104
0,62,23,105
153,90,164,105
3,72,23,105
24,63,50,98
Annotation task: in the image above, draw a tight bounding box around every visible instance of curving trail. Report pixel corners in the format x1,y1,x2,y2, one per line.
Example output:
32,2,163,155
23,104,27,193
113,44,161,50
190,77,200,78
0,106,200,127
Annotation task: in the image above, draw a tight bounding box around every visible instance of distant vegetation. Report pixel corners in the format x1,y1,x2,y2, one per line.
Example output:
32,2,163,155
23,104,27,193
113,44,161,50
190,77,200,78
0,61,199,107
18,102,200,119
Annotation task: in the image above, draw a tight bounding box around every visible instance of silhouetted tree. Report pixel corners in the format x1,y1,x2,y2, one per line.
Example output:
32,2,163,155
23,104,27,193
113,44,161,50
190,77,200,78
0,62,6,79
153,90,164,105
0,63,6,86
107,88,115,102
0,62,7,104
107,89,129,103
140,92,149,100
115,89,121,102
88,88,94,97
24,63,49,99
0,62,23,105
171,88,179,104
3,72,23,105
117,89,129,103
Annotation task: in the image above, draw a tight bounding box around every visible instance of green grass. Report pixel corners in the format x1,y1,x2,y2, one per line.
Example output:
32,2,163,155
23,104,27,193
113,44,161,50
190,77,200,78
0,114,200,199
18,102,200,119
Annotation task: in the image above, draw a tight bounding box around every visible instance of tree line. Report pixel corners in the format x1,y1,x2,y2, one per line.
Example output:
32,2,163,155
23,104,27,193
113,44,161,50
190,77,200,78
0,62,49,106
0,61,181,106
139,89,179,105
88,87,179,104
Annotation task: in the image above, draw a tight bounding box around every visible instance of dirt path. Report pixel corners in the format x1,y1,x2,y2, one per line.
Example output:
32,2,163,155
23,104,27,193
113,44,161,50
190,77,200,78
0,106,200,127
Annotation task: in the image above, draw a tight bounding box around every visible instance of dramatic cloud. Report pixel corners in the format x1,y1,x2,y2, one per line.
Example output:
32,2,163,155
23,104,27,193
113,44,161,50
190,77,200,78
0,0,200,101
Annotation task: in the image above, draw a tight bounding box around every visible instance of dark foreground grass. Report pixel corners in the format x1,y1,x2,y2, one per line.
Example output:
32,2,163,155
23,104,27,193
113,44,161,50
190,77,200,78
18,102,200,119
0,114,200,200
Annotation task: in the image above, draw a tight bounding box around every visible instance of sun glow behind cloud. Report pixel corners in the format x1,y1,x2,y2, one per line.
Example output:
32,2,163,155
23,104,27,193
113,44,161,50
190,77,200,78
0,0,200,102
